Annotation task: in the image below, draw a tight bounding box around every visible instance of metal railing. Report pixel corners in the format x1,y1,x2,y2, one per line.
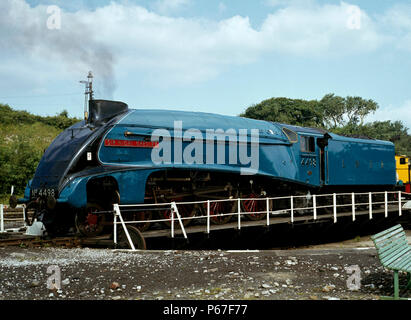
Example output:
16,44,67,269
112,190,411,250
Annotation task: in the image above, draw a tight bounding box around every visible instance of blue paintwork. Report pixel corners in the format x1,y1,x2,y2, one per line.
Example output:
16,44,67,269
31,120,92,189
98,109,297,183
326,133,396,185
57,169,155,208
21,105,397,209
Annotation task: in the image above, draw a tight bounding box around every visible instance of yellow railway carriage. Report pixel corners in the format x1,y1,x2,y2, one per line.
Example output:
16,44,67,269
395,155,410,185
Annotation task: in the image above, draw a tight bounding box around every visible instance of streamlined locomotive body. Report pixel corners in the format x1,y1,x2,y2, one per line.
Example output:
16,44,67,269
15,99,396,235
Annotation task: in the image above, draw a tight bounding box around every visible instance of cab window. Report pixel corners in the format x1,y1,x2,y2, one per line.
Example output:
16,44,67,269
282,127,298,143
300,136,315,153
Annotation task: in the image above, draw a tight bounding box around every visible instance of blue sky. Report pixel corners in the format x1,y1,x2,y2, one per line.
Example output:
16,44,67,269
1,0,411,129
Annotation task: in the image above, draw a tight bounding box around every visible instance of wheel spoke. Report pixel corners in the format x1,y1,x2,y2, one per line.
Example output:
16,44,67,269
75,203,106,237
242,193,267,221
205,200,233,225
132,211,151,232
160,199,195,227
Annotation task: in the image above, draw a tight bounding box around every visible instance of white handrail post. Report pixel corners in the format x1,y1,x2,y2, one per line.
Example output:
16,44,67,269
313,195,317,220
237,198,241,230
171,202,187,239
22,204,27,227
0,204,4,233
369,192,372,220
207,200,210,234
290,196,294,223
398,191,402,216
114,203,135,250
351,192,356,222
384,191,388,218
113,204,117,246
333,193,337,223
171,203,175,238
266,197,270,226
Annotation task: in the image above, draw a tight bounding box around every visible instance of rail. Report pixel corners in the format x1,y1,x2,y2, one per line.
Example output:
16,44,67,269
0,204,26,233
112,190,411,250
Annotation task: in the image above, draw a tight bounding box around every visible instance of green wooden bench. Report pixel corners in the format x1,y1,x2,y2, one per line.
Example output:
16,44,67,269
371,224,411,300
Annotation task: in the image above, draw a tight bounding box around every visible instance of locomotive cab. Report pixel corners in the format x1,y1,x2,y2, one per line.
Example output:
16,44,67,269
281,124,327,187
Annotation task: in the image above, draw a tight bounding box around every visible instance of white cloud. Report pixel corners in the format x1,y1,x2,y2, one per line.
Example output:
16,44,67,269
74,4,265,84
260,2,384,56
78,1,386,85
378,4,411,52
0,0,410,93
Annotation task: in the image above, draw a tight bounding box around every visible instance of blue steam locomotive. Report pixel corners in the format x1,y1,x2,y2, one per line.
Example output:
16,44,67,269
14,99,396,235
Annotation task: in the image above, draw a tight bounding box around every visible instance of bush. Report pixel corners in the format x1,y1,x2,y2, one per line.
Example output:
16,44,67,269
0,104,81,201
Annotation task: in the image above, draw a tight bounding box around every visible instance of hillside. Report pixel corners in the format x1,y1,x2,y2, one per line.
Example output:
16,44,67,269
0,103,81,202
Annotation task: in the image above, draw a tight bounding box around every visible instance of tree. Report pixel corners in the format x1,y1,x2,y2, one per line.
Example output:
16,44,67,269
332,120,411,156
240,94,411,156
59,110,69,118
241,94,379,130
240,97,324,128
320,93,378,129
319,94,345,129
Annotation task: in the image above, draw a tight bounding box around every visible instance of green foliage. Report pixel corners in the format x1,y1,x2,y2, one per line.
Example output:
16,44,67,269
335,121,411,156
241,94,411,157
0,103,81,199
0,104,79,129
320,94,378,128
240,97,324,128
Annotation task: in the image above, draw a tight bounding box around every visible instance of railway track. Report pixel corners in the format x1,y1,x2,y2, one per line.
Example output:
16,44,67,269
0,233,119,249
0,233,81,248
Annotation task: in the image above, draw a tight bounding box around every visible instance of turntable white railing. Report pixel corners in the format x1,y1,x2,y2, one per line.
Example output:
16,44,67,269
112,190,410,250
0,204,26,233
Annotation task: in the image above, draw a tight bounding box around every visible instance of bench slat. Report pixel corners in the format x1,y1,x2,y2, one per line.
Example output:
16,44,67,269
373,224,403,237
376,231,405,245
391,251,411,271
378,238,409,259
391,258,411,272
377,236,408,255
371,224,410,299
372,227,405,245
380,248,409,267
372,224,411,273
382,246,410,267
373,234,406,250
371,225,404,242
397,258,411,272
404,260,411,272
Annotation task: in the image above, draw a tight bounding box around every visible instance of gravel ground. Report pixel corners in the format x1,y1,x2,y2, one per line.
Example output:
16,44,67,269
0,233,410,301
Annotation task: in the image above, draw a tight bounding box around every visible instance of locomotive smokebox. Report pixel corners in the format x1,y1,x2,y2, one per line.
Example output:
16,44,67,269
88,99,128,125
